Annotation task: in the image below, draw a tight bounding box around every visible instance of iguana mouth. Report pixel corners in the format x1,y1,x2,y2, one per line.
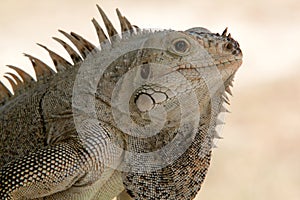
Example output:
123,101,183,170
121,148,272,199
176,58,242,70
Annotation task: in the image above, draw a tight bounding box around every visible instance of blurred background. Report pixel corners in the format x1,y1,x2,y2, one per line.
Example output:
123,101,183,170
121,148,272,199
0,0,299,199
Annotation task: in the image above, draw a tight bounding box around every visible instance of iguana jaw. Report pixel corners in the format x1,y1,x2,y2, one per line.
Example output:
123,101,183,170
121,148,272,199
175,56,242,88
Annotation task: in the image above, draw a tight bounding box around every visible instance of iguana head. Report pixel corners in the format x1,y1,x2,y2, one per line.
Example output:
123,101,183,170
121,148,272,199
90,26,243,113
96,27,243,125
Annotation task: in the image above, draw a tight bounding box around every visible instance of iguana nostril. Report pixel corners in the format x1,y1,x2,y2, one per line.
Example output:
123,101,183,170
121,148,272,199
225,43,233,50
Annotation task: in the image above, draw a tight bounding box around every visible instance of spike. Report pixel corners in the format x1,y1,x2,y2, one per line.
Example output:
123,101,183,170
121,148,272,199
223,93,230,101
133,25,141,33
52,37,82,64
222,96,230,105
37,43,72,71
123,16,134,31
96,5,120,38
24,53,55,80
92,18,108,44
7,65,34,83
133,25,140,29
4,75,18,92
59,30,90,58
70,32,97,52
6,72,23,85
116,8,129,32
221,104,230,113
5,72,25,93
222,27,228,36
225,86,233,96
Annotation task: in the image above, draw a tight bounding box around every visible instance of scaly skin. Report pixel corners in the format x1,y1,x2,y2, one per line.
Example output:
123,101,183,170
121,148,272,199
0,5,242,200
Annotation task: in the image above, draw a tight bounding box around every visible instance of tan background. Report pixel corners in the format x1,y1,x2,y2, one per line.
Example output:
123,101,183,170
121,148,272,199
0,0,299,199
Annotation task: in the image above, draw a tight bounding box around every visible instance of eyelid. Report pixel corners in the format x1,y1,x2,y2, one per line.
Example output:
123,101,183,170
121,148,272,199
169,38,191,56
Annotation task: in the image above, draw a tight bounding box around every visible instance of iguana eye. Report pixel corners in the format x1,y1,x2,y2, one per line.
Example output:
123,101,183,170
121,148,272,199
170,38,190,55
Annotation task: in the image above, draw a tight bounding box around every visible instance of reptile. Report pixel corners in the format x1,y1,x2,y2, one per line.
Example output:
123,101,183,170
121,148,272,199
0,4,243,200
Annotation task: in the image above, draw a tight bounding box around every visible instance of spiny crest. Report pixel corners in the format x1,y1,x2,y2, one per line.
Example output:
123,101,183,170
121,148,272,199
0,5,138,106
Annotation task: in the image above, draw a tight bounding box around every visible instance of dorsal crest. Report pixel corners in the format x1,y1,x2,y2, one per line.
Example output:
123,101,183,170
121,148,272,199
0,5,138,107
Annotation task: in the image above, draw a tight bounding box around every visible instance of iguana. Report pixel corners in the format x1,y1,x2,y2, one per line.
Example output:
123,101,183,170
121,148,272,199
0,4,243,200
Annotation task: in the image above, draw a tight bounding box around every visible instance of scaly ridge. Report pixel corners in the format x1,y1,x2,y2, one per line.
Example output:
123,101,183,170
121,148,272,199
0,6,135,107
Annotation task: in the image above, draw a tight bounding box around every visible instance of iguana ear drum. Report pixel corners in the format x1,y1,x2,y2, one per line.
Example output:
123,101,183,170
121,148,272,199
135,93,154,112
134,90,168,113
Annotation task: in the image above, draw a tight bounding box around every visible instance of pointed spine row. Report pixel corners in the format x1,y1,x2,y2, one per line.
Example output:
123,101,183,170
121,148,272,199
221,27,233,39
0,5,136,106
